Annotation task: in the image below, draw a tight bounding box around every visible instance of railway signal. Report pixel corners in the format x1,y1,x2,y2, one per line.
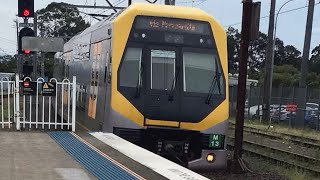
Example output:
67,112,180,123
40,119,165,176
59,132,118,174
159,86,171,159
18,27,35,54
18,0,34,17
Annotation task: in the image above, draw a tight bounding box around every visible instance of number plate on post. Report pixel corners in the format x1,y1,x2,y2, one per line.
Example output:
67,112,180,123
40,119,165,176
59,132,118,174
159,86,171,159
209,134,222,148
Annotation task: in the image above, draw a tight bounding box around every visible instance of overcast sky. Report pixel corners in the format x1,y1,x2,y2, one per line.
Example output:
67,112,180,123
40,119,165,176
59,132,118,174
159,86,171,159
0,0,319,55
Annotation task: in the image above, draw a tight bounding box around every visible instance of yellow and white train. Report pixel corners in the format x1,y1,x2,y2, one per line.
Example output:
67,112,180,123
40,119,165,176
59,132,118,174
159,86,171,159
55,3,229,170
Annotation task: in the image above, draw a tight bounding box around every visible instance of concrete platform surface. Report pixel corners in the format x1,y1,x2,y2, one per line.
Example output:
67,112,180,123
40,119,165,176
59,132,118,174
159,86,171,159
0,131,96,180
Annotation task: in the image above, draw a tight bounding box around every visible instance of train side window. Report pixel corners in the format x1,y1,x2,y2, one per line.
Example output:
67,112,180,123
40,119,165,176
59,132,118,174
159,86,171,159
104,52,109,83
107,54,112,84
119,48,142,87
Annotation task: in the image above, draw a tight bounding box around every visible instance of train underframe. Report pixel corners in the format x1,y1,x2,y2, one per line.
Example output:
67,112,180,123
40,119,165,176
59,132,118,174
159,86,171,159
113,126,227,170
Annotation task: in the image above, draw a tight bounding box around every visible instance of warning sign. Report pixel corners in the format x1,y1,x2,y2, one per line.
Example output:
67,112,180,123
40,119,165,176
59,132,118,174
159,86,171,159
42,82,56,96
22,81,37,95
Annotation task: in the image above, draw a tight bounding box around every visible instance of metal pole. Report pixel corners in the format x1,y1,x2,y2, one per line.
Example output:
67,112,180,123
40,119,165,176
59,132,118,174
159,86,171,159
272,0,295,62
262,0,276,122
296,0,315,127
290,87,295,127
40,54,44,78
15,74,20,130
248,85,251,119
33,13,37,79
232,0,252,173
72,76,76,132
15,18,19,75
317,89,320,130
231,86,235,117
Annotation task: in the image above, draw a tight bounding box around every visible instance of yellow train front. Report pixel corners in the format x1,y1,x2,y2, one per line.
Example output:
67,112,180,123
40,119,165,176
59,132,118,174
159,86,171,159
59,3,228,170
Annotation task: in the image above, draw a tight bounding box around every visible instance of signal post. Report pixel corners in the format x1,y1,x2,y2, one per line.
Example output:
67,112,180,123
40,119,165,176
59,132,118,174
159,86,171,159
18,0,35,79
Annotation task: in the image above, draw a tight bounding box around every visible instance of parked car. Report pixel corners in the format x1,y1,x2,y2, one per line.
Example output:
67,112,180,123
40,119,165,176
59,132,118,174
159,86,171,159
271,105,290,121
306,102,319,110
244,104,279,119
272,104,319,124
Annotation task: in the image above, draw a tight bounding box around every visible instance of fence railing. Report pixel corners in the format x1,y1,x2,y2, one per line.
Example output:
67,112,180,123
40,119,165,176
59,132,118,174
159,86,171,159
230,85,320,130
0,74,76,131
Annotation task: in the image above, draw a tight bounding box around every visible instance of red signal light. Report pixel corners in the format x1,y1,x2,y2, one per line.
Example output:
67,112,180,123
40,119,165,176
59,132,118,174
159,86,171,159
24,49,30,54
23,9,30,17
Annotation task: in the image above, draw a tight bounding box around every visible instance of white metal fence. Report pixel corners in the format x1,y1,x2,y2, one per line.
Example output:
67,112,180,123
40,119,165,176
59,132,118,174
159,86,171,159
0,74,76,131
0,77,15,128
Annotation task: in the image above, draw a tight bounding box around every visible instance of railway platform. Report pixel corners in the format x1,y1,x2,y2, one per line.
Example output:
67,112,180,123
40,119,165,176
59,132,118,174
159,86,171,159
0,131,96,180
0,127,209,180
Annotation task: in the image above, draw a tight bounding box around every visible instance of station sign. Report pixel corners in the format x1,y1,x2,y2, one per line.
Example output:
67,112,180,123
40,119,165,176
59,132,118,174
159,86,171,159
42,82,56,96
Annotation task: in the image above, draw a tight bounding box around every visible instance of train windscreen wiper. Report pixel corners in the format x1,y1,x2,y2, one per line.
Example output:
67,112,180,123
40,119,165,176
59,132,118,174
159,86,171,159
134,61,143,98
205,59,221,104
168,67,180,101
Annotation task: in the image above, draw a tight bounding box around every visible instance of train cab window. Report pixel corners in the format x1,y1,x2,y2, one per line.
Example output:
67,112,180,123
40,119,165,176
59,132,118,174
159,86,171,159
151,50,175,90
183,51,224,94
119,48,142,87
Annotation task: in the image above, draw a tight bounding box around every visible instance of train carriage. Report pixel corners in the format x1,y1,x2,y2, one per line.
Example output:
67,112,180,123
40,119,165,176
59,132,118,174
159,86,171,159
55,3,228,170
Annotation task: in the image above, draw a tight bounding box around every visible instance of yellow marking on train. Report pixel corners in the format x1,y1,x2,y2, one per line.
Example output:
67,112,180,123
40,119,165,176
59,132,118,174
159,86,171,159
145,119,180,127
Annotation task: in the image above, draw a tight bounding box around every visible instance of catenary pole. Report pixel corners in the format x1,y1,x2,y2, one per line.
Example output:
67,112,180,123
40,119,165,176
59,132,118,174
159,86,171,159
232,0,252,173
262,0,276,122
296,0,315,127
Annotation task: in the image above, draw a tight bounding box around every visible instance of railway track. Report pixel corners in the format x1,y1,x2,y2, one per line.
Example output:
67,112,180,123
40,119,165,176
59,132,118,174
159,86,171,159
228,122,320,149
227,136,320,176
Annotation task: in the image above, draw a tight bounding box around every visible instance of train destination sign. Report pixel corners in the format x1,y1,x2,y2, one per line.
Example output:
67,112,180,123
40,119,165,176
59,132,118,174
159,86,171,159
135,16,210,35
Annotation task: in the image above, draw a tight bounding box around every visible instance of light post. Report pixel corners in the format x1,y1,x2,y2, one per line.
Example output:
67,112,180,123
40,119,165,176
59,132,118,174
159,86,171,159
271,0,295,62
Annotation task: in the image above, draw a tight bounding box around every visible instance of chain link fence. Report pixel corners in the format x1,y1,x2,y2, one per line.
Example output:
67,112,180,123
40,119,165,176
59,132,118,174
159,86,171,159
230,85,320,130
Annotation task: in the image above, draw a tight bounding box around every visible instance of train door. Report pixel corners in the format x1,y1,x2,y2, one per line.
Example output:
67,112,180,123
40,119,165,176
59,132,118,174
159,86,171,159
88,42,101,120
144,46,180,121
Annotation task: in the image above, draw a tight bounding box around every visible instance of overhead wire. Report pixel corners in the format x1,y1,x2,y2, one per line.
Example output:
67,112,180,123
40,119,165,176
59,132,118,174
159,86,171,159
0,37,16,46
0,48,14,56
225,1,320,27
94,0,126,17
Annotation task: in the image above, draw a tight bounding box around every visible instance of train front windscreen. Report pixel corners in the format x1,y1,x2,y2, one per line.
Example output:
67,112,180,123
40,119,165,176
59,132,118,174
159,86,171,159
118,16,226,123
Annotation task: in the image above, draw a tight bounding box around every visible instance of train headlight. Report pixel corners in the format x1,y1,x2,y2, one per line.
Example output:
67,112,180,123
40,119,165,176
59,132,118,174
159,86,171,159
207,153,215,163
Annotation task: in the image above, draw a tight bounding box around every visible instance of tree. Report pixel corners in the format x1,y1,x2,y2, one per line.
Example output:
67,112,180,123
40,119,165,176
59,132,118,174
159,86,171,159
248,32,268,78
226,27,302,80
307,72,320,88
226,27,268,77
259,65,299,87
272,65,300,87
226,27,240,74
43,53,55,78
0,55,16,73
37,2,90,38
275,45,301,69
309,44,320,74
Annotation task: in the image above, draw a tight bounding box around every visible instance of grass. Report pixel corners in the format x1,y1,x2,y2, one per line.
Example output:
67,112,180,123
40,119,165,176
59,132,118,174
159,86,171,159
229,117,320,141
244,154,314,180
